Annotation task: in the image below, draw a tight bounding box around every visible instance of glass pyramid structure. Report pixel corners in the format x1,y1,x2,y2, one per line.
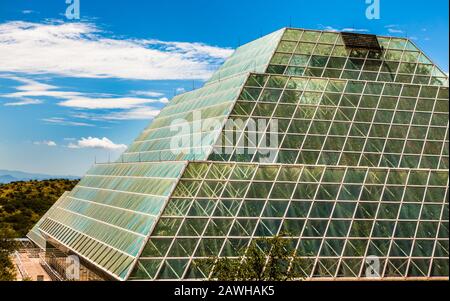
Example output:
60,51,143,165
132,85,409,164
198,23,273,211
28,28,449,281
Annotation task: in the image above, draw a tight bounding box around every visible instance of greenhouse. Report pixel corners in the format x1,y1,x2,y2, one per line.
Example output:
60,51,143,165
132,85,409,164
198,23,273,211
28,28,449,281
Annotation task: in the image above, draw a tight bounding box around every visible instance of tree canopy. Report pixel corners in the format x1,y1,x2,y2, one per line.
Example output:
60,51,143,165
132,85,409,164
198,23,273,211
0,179,78,280
198,235,309,281
0,225,18,281
0,179,78,237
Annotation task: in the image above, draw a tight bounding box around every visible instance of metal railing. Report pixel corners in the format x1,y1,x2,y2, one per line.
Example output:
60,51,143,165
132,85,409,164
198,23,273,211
13,251,30,280
38,253,63,281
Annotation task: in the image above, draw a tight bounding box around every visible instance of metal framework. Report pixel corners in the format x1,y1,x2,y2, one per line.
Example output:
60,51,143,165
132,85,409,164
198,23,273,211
28,28,449,281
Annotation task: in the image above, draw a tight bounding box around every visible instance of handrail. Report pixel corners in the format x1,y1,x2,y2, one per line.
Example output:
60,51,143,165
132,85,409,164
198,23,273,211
38,253,63,281
14,251,29,280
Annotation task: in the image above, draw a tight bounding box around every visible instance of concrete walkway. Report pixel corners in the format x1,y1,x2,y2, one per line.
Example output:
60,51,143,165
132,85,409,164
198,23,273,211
13,250,51,281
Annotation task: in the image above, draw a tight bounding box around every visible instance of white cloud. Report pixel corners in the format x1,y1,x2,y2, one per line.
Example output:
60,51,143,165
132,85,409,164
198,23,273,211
131,90,165,97
322,26,339,32
0,21,233,80
341,28,370,33
68,137,127,150
22,10,35,14
72,106,162,121
152,40,233,60
322,26,369,33
1,77,57,106
2,76,168,122
176,87,186,94
8,76,57,92
3,76,169,112
33,140,57,146
42,117,93,127
58,96,168,109
384,25,405,34
6,89,81,99
95,107,161,120
4,98,42,106
388,28,404,34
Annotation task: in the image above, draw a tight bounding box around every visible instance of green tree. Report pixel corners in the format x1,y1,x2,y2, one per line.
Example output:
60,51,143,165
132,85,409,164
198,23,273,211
199,236,308,281
0,226,18,281
0,179,78,237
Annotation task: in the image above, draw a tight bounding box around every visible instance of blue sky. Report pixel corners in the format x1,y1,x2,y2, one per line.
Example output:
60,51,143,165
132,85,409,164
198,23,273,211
0,0,448,176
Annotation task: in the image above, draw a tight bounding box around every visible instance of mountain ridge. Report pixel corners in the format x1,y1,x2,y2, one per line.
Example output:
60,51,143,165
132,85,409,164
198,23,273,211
0,169,79,184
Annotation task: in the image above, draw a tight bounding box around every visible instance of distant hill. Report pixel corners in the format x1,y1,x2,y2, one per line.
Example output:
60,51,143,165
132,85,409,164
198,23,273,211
0,169,79,184
0,175,18,184
0,179,79,237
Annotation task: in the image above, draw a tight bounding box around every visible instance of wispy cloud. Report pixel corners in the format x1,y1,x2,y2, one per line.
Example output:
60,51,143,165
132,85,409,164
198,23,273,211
68,137,127,150
6,89,81,99
131,90,165,98
3,77,167,108
73,107,162,121
3,76,169,121
7,76,56,91
42,117,93,127
0,21,233,80
58,96,168,109
385,25,405,34
1,76,54,106
33,140,57,146
388,28,404,34
341,28,370,33
322,26,369,33
4,98,42,106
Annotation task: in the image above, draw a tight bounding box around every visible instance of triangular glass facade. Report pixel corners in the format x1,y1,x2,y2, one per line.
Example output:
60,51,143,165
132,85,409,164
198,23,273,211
28,28,449,281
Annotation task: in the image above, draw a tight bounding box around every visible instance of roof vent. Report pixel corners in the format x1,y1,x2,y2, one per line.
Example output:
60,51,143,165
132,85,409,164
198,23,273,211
341,32,382,51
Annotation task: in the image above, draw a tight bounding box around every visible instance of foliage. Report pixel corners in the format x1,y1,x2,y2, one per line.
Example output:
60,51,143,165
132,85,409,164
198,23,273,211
0,225,18,281
0,179,78,237
199,235,308,281
0,179,78,280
